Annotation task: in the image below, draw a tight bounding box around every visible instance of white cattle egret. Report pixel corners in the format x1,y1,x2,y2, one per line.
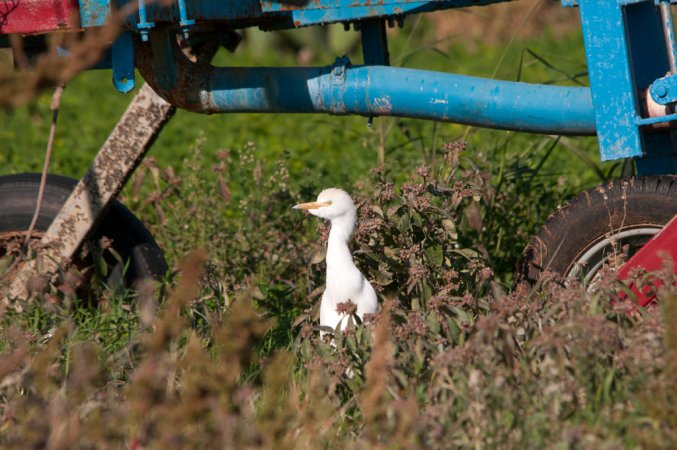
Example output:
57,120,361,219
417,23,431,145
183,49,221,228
294,188,378,333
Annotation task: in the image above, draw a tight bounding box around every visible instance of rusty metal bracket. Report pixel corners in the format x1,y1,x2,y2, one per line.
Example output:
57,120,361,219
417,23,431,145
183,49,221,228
5,83,175,300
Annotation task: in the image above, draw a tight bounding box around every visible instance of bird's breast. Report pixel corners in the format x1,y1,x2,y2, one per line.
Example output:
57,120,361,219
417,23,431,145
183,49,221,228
325,270,364,303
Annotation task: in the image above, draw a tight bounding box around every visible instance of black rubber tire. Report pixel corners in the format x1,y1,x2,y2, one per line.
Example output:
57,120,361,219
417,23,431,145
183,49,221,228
516,176,677,286
0,173,167,289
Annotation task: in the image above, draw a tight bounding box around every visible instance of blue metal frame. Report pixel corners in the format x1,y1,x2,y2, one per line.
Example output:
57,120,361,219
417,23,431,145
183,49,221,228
577,0,644,161
360,20,390,66
33,0,677,174
135,27,595,134
112,32,136,93
200,64,595,134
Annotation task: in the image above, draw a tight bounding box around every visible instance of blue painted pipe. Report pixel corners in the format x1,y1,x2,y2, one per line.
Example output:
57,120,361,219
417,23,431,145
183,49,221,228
137,33,596,136
201,65,596,135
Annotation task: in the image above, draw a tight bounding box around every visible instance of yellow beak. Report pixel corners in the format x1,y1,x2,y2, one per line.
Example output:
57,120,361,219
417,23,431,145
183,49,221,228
293,201,330,210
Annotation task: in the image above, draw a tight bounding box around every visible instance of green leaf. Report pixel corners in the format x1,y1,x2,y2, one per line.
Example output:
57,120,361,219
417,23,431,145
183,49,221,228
96,252,108,278
387,204,403,219
451,248,481,260
311,247,326,265
0,255,13,276
441,218,458,241
374,267,393,285
384,246,399,260
426,313,440,335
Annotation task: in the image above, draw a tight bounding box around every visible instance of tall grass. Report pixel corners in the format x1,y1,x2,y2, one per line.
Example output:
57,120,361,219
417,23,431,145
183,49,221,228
1,139,675,448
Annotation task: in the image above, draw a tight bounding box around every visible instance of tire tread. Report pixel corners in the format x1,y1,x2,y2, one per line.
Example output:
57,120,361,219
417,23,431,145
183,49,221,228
516,176,677,286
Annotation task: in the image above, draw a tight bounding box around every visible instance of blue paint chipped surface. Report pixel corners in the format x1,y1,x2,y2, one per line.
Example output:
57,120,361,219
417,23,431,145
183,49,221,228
578,0,643,160
72,0,677,172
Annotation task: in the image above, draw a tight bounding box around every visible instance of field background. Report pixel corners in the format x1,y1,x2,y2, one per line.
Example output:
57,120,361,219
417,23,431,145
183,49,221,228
1,1,676,448
0,0,612,283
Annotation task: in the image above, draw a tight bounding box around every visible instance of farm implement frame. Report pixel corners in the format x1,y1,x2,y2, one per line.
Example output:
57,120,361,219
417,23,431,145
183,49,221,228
0,0,676,301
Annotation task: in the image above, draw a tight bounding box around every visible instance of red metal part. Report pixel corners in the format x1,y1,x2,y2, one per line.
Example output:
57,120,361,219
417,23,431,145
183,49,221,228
0,0,80,35
616,214,677,306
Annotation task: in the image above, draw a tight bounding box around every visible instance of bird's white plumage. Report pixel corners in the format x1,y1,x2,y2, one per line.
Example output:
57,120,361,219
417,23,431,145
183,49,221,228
294,188,378,332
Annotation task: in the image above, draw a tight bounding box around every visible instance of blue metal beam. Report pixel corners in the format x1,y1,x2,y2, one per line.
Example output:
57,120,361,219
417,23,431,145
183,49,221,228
137,42,595,135
577,0,643,161
360,19,390,66
624,0,677,174
78,0,512,30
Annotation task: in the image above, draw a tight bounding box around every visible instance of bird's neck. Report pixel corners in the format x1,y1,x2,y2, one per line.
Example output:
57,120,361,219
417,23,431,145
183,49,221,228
326,215,356,273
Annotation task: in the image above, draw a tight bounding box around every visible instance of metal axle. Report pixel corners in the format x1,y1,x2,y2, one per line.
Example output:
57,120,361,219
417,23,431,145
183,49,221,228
136,31,597,137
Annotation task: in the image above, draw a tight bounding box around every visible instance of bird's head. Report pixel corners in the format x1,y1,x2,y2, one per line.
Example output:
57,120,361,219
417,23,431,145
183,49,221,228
293,188,356,221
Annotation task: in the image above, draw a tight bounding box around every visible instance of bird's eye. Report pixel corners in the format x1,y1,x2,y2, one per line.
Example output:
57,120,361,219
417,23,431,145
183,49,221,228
326,200,333,205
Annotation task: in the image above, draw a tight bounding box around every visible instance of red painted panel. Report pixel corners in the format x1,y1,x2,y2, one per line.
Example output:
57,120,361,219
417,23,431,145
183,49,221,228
0,0,80,35
617,214,677,306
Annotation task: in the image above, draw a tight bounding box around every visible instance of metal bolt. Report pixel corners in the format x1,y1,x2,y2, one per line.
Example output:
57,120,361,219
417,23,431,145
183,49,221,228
333,66,343,76
655,85,669,98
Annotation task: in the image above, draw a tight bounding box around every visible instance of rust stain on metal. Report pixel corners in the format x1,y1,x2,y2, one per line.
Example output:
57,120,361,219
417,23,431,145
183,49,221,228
7,84,175,299
371,95,393,114
136,31,215,113
261,0,325,11
42,83,174,266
